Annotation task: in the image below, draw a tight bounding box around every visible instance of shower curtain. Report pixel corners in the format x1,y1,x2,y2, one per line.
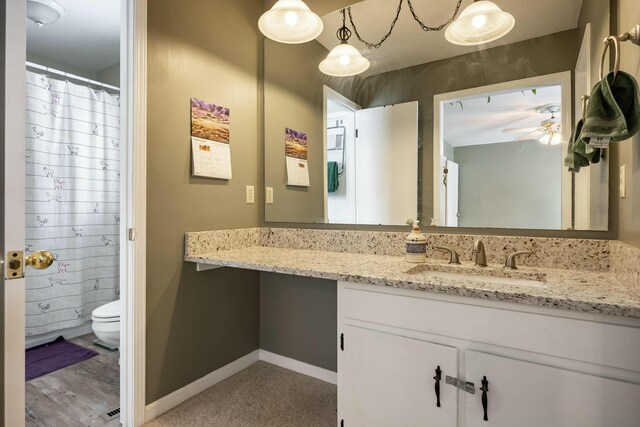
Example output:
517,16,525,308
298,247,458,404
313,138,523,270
25,70,120,337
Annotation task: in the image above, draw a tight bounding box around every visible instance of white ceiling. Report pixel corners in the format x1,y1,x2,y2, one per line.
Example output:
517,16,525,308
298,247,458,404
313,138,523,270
316,0,584,75
443,85,562,147
27,0,120,72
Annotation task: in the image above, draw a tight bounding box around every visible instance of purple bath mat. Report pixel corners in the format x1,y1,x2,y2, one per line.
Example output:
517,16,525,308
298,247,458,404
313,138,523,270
26,336,98,381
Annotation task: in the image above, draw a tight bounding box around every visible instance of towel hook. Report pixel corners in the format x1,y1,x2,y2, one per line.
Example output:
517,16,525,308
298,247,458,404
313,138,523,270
581,95,589,122
599,35,620,82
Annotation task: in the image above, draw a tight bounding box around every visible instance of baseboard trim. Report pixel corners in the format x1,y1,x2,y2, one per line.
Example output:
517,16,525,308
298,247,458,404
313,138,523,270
144,349,260,422
259,350,337,385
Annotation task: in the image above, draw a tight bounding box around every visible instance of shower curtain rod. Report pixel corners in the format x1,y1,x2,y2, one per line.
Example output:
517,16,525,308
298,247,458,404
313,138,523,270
26,61,120,92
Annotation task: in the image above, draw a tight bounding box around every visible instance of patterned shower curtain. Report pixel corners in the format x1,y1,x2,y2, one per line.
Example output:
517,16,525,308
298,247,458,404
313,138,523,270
25,70,120,337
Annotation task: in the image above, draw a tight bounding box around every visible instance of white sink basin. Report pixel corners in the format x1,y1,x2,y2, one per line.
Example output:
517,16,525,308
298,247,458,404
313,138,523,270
429,271,547,288
406,263,547,288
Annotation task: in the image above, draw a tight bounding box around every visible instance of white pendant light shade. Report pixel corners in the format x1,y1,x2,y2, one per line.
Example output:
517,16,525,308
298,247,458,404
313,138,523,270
259,0,323,44
27,0,65,27
319,43,370,77
445,1,514,46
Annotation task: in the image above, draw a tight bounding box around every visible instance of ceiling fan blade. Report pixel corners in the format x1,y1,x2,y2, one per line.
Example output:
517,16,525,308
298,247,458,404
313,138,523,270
516,130,545,141
502,127,538,133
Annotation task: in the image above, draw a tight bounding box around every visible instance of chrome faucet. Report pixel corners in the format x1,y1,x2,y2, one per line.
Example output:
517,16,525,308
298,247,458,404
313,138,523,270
504,251,533,270
435,246,461,265
472,240,487,267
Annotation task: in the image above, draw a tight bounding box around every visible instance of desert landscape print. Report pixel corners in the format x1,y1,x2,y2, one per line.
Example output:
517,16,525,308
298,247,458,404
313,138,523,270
191,98,230,143
285,128,308,160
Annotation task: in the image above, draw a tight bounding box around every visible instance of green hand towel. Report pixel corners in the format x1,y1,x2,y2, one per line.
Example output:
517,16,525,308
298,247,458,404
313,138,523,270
565,119,601,173
581,70,640,143
327,161,339,193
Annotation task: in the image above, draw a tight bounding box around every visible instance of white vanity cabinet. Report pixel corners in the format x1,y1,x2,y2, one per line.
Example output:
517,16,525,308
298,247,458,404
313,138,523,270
340,325,459,426
337,281,640,427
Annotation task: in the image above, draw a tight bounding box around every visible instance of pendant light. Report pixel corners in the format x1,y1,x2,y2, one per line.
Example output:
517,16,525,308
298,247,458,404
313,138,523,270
27,0,65,28
259,0,323,44
444,0,514,46
319,9,370,77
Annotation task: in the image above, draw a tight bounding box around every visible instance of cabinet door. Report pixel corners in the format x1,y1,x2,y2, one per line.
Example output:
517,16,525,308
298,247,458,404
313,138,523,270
340,325,458,427
465,351,640,427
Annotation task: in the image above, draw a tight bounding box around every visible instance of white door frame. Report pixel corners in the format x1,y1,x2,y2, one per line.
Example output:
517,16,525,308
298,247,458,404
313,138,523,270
121,0,147,425
3,1,147,425
433,71,572,229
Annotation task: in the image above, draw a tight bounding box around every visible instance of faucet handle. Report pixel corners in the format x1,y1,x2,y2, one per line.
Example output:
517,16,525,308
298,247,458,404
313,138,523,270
435,246,461,265
504,251,533,270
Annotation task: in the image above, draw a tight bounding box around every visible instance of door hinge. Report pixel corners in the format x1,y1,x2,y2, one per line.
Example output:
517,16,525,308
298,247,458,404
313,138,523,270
355,129,359,138
340,419,344,427
340,333,344,351
128,228,136,241
446,375,475,394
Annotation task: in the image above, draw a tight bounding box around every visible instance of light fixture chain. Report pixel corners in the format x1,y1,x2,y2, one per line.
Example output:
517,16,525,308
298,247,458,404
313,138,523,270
347,1,404,49
347,0,464,49
407,0,464,32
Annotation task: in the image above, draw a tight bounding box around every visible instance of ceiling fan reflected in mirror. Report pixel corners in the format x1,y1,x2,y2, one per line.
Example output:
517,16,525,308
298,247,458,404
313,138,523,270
502,104,562,145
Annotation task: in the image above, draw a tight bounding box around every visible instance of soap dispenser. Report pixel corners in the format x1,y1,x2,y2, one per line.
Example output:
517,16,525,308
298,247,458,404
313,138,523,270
406,219,427,263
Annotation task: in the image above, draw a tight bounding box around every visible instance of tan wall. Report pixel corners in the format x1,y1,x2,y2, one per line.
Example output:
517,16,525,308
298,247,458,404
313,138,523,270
146,0,262,403
616,0,640,246
263,40,328,223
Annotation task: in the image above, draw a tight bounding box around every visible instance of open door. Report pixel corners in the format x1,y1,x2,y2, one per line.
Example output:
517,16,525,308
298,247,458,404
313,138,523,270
354,101,418,225
3,1,27,424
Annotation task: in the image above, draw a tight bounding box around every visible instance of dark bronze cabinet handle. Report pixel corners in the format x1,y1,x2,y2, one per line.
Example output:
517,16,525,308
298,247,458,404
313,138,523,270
480,376,489,421
433,366,442,407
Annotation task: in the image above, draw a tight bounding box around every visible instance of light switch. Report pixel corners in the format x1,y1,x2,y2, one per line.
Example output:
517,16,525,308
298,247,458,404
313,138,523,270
620,165,627,199
246,185,255,204
266,187,274,204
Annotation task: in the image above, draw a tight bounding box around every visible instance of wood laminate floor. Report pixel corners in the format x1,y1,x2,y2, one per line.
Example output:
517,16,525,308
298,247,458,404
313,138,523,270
25,333,120,427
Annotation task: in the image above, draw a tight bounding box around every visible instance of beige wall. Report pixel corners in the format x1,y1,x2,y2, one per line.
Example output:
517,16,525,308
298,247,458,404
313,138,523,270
615,0,640,247
146,0,262,403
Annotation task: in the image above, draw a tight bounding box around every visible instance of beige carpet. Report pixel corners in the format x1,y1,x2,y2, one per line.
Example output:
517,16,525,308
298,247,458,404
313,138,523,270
145,361,337,427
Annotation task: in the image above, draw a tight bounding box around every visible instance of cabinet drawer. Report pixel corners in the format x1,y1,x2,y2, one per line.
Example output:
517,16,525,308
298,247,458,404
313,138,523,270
340,284,640,372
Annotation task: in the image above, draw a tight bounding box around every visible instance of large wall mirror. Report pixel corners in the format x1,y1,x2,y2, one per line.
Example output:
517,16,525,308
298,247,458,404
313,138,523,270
263,0,610,230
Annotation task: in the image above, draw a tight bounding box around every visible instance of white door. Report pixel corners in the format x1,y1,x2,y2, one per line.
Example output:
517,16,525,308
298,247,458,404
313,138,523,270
3,0,28,425
465,351,640,427
445,160,459,227
354,102,418,225
339,325,458,427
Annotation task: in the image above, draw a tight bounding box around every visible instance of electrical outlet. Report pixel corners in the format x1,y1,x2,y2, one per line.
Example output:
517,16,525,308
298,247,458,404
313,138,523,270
266,187,274,204
620,164,627,199
246,185,255,204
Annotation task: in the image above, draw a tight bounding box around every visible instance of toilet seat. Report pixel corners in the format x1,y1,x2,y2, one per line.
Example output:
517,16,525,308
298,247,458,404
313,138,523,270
92,300,120,322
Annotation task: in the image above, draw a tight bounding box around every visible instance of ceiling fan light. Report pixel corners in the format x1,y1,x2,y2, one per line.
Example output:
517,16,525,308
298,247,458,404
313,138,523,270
550,132,562,145
27,0,65,27
539,133,551,145
259,0,323,44
445,1,514,46
319,43,370,77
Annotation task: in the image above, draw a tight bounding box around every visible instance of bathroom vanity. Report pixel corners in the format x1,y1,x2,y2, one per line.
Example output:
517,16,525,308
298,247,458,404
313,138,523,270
185,228,640,427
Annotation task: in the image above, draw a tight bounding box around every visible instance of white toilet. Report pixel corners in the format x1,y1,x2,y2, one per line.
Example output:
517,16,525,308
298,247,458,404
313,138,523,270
91,300,120,349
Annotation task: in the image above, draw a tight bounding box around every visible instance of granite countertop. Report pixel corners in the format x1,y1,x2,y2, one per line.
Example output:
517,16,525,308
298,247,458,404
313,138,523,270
185,246,640,319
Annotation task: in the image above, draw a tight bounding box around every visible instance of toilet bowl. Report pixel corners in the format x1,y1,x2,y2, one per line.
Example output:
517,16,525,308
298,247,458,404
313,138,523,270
91,300,120,348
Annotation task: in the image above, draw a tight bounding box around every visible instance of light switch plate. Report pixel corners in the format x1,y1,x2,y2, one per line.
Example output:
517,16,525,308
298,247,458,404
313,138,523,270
620,164,627,199
266,187,274,204
246,185,255,204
